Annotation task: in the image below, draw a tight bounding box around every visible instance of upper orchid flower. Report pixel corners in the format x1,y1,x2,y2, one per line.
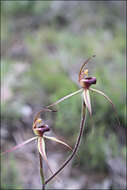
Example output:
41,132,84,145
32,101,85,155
78,55,96,115
46,55,120,124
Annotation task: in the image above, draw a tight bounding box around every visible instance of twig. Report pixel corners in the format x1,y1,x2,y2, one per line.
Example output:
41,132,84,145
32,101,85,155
45,101,87,185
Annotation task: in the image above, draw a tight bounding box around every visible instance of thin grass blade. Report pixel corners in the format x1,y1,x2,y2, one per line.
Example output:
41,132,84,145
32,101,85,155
1,136,37,155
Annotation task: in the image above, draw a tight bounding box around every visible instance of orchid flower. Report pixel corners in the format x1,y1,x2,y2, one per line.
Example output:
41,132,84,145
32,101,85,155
1,56,120,189
1,108,73,189
42,55,120,185
46,55,120,121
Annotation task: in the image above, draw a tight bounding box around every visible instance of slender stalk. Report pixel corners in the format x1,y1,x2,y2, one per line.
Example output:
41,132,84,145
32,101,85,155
45,101,87,185
39,152,45,190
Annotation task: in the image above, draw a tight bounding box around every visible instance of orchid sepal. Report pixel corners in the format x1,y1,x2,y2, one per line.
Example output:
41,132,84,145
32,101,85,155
47,89,83,108
38,136,54,175
89,87,121,127
1,136,38,155
43,135,73,151
83,89,92,116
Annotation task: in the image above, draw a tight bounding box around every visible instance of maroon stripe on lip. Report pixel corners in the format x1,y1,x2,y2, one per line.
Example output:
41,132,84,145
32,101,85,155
84,77,96,85
35,125,50,136
80,77,97,89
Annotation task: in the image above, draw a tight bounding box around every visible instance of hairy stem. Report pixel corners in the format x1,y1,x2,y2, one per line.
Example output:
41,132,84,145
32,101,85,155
45,102,87,185
39,152,45,190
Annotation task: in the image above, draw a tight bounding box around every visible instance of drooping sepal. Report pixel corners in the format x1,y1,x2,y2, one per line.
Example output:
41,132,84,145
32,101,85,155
1,136,37,155
90,87,121,127
38,137,54,175
44,135,73,151
83,89,92,116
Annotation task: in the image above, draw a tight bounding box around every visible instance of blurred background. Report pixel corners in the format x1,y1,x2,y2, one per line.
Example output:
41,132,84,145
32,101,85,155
1,1,126,189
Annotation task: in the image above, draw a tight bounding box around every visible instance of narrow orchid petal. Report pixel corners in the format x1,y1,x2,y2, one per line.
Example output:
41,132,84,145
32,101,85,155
47,89,83,108
90,87,121,127
79,55,96,80
43,135,73,151
1,136,37,155
34,107,57,123
83,89,92,116
38,137,54,175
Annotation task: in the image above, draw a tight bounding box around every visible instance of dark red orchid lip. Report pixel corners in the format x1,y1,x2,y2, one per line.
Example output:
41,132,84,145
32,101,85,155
80,76,97,89
84,77,96,85
36,125,50,135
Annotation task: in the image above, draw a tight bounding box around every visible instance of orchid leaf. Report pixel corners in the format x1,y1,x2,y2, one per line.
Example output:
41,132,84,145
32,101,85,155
83,89,92,116
38,137,54,175
43,135,73,151
1,136,37,155
90,87,121,127
47,89,83,108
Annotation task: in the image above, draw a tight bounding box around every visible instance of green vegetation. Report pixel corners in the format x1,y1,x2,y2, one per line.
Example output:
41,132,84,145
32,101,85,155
1,1,126,188
1,156,22,189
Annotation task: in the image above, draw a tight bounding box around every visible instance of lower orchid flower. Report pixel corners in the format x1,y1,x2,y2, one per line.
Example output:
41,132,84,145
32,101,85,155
1,108,73,189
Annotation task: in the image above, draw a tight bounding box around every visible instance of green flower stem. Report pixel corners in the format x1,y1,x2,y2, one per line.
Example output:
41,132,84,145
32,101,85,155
45,101,87,185
39,152,45,190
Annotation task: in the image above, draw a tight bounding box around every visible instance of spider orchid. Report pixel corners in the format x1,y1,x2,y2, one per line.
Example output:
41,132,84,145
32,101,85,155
42,55,120,185
46,55,120,122
1,108,73,188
